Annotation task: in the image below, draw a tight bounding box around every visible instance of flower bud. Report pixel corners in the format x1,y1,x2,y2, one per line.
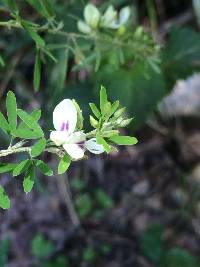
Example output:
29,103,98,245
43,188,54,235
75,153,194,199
119,118,133,127
84,4,100,29
119,6,131,25
114,107,126,118
101,5,117,28
117,25,126,36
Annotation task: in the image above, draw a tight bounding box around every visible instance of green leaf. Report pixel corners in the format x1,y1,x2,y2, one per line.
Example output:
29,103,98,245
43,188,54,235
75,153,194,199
163,248,199,267
52,49,68,92
0,163,17,174
109,100,120,117
31,234,54,258
100,86,108,115
2,0,18,11
0,238,10,267
75,193,93,219
162,28,200,88
35,160,53,176
83,246,97,264
89,103,101,119
17,109,43,137
114,107,126,118
34,49,41,92
31,110,41,121
13,159,31,177
31,138,46,157
0,112,9,134
109,135,138,145
23,166,35,193
14,109,42,139
40,0,54,17
72,99,84,130
14,126,42,139
95,189,113,209
22,21,45,47
96,132,111,153
0,54,5,67
90,115,98,128
0,186,10,209
58,154,71,174
140,224,164,263
25,0,49,17
6,91,17,133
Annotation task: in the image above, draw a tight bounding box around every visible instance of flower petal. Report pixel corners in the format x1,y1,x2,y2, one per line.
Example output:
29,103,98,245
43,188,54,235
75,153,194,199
63,144,85,159
119,7,130,25
50,131,69,146
67,131,86,144
53,99,77,133
85,138,105,154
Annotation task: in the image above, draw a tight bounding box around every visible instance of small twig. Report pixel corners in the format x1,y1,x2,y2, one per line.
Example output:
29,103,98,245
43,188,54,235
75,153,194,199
57,173,81,227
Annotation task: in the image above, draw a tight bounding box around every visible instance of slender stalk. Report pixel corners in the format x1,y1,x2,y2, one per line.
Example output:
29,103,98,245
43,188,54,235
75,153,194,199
0,130,97,158
57,173,80,227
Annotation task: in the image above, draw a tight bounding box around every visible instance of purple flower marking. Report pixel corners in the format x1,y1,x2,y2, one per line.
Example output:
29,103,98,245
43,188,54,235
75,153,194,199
77,141,85,150
60,121,69,131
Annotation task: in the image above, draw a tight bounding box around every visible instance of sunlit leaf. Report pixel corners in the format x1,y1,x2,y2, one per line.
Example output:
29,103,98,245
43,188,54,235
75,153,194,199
6,91,17,133
0,186,10,209
58,154,71,174
34,48,41,92
13,159,31,177
23,166,35,193
109,135,138,145
31,138,46,157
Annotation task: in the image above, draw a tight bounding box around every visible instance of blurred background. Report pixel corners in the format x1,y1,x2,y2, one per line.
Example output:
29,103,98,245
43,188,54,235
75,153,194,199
1,0,200,266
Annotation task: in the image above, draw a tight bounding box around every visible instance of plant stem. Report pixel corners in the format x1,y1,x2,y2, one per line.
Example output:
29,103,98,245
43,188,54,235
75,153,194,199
0,145,65,158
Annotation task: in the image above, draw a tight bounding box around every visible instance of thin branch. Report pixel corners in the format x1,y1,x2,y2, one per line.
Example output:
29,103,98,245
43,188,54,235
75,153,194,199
57,173,81,227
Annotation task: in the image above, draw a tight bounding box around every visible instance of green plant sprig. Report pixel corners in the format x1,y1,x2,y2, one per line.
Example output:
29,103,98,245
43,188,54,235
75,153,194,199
0,86,137,209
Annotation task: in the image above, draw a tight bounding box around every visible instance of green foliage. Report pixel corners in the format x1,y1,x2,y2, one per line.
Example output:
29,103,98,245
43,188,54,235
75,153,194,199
71,177,86,192
109,135,138,145
58,154,71,174
31,234,69,267
31,234,54,258
17,109,44,137
95,189,113,209
162,28,200,88
0,163,16,174
13,159,31,177
140,224,165,263
0,112,10,134
0,87,136,209
34,48,41,92
0,186,10,209
31,138,47,157
40,256,69,267
0,238,10,267
140,223,200,267
23,166,35,193
34,160,53,176
75,193,93,219
83,245,97,264
6,91,17,134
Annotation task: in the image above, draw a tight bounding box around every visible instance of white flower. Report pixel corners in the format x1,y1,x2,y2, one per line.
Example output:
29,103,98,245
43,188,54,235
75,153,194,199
50,99,86,159
101,5,117,28
84,4,100,29
50,99,105,159
109,6,131,29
